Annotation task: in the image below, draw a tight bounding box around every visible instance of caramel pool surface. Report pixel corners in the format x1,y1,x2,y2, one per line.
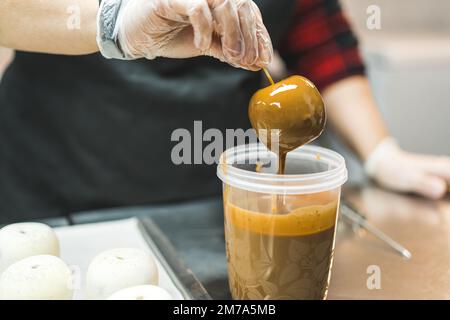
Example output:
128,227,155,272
225,200,337,237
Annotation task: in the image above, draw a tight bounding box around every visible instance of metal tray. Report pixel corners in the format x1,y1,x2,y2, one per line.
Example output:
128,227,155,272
54,218,211,300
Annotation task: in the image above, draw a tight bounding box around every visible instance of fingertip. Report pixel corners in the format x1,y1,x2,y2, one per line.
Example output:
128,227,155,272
257,51,272,66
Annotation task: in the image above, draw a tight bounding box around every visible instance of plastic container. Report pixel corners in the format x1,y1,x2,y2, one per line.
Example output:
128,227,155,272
217,143,347,300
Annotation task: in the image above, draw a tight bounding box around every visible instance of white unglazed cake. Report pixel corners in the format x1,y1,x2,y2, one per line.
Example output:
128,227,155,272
107,285,173,300
86,248,159,299
0,255,73,300
0,222,59,272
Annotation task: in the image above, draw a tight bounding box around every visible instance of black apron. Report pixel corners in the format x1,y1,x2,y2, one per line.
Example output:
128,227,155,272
0,0,297,223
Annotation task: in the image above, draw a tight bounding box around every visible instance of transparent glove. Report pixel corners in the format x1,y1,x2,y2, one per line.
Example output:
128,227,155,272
115,0,273,70
365,138,450,199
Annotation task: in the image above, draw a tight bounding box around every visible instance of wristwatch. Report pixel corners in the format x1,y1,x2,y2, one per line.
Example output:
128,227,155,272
96,0,127,59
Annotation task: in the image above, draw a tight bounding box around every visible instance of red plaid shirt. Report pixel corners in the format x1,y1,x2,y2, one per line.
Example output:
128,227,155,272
279,0,365,90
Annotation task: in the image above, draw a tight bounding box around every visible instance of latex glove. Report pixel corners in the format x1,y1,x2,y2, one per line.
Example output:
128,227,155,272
115,0,273,70
365,138,450,199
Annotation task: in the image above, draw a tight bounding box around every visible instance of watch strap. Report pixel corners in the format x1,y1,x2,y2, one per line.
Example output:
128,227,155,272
96,0,127,59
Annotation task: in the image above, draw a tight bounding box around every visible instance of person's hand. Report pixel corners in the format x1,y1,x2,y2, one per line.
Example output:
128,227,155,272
365,138,450,199
114,0,273,70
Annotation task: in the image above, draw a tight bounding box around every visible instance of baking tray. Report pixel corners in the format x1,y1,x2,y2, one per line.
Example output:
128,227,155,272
54,218,211,300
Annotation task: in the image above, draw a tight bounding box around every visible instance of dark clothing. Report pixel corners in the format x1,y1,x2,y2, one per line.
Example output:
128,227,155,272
0,0,364,223
280,0,366,90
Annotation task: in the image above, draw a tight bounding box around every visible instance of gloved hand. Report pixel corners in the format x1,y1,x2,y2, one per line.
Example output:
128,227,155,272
365,138,450,199
103,0,273,70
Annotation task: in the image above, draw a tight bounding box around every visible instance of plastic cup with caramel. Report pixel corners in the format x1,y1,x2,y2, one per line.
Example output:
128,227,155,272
217,143,347,300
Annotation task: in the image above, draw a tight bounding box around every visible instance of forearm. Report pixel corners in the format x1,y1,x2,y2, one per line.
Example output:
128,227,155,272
322,75,390,161
0,0,99,55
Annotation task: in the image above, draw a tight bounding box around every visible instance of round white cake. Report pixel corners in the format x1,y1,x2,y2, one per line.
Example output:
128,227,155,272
0,255,73,300
107,285,173,300
86,248,159,300
0,222,59,272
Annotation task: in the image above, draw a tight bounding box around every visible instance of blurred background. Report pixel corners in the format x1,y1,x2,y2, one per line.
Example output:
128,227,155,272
342,0,450,156
1,0,449,155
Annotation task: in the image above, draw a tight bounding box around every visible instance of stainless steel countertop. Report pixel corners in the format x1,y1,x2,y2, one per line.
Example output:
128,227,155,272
328,186,450,299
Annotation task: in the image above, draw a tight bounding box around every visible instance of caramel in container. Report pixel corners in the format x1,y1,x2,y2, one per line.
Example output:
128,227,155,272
217,143,347,300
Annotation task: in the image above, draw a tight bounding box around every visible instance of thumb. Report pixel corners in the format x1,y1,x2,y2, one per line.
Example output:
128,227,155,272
411,174,447,200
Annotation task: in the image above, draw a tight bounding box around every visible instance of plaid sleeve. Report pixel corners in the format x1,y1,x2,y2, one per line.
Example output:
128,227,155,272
278,0,365,91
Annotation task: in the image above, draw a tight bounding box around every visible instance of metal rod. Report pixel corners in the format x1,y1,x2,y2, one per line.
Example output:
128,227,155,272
341,201,412,260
